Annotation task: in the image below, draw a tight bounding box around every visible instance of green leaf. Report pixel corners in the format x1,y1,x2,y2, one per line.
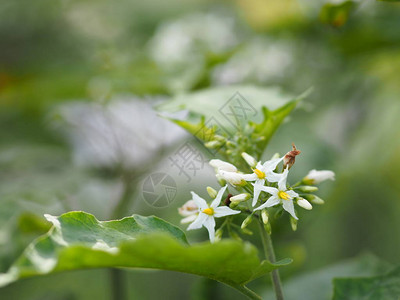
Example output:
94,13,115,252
333,267,400,300
158,85,299,131
263,253,392,300
0,211,291,297
320,1,357,28
158,85,309,155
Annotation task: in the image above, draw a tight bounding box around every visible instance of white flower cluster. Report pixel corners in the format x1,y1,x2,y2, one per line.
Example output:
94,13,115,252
179,151,334,242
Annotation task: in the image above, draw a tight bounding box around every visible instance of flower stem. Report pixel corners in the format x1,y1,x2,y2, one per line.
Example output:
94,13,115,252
257,220,285,300
230,284,262,300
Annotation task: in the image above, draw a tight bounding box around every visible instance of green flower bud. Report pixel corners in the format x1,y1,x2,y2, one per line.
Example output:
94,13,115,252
290,217,298,231
261,209,269,224
206,186,218,199
215,228,223,242
296,186,319,193
264,223,272,235
241,215,253,229
303,194,325,205
241,228,253,235
205,141,222,149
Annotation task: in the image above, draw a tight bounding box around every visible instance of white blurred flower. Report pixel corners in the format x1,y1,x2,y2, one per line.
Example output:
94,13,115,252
254,168,299,220
149,13,238,68
304,170,335,184
54,97,185,170
178,200,199,224
187,185,240,243
212,38,293,85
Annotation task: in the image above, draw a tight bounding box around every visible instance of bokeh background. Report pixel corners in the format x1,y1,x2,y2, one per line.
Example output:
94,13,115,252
1,0,399,299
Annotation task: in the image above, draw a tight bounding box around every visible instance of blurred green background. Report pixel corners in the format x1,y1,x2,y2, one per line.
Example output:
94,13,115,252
1,0,400,299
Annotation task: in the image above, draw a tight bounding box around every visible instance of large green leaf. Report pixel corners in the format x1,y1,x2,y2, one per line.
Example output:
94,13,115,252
333,266,400,300
0,211,291,298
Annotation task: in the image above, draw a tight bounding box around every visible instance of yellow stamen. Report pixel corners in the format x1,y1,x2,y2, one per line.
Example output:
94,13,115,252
278,191,290,200
202,207,214,216
253,169,265,179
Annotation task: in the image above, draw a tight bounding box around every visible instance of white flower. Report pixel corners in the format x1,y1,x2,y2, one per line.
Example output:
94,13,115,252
304,170,335,184
242,157,284,206
187,185,240,242
178,200,198,224
254,168,299,220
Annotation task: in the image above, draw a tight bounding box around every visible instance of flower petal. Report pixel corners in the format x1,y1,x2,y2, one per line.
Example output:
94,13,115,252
286,190,299,199
265,195,281,207
252,179,265,206
262,157,283,171
203,216,216,243
265,171,282,183
214,206,240,218
278,167,289,191
242,173,258,181
211,185,227,208
187,213,207,230
282,199,298,220
191,192,208,211
253,184,278,195
180,214,198,224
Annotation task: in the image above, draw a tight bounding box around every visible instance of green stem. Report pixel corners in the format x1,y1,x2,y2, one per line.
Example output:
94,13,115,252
109,172,136,300
230,284,262,300
258,221,285,300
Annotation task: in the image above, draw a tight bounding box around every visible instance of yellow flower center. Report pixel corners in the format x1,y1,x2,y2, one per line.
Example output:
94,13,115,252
254,169,265,179
202,207,214,216
278,191,290,200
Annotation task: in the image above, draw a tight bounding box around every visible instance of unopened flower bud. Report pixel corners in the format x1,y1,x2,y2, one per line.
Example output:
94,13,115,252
304,194,325,205
241,215,253,229
206,186,218,199
271,152,280,160
226,141,237,149
215,174,227,186
230,193,251,203
283,143,301,170
264,223,272,235
241,228,253,235
296,186,319,193
297,198,313,210
205,141,222,149
303,170,335,185
261,209,269,224
219,170,246,186
241,152,257,168
215,228,223,242
209,159,237,172
290,217,298,231
213,135,226,142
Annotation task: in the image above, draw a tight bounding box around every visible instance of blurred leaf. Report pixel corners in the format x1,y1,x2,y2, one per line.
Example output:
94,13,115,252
320,1,357,28
333,267,400,300
263,253,392,300
0,211,291,297
17,213,51,234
